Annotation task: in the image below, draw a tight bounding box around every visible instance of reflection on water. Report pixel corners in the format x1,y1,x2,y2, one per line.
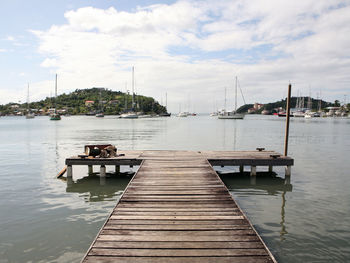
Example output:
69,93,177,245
219,171,293,243
65,173,132,202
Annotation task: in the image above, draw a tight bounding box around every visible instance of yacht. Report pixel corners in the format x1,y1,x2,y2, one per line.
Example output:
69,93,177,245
218,76,245,120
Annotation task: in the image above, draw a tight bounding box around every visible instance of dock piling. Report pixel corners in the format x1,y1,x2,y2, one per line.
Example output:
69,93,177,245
88,165,93,174
100,165,106,177
115,165,120,175
67,165,72,178
240,165,244,173
285,165,291,177
269,165,273,173
250,165,256,176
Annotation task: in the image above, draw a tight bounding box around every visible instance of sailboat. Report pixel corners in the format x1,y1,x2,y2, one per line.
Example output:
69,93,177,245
50,74,61,121
121,66,139,119
96,89,104,117
218,76,245,119
25,83,35,119
159,92,171,117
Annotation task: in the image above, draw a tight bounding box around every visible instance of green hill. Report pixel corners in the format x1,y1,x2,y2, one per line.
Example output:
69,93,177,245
0,88,167,115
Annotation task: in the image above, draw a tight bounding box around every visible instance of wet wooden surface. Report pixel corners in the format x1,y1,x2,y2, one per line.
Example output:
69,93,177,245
82,151,278,263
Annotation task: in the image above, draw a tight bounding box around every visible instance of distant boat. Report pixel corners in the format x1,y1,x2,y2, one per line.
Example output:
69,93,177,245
120,66,140,118
210,112,218,117
25,83,35,119
96,89,104,117
50,74,61,121
121,112,138,119
218,76,245,120
177,112,188,117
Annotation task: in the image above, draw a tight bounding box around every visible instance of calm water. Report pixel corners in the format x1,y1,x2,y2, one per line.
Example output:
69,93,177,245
0,115,349,262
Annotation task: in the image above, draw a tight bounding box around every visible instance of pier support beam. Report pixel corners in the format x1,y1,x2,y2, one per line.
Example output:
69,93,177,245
88,165,93,174
67,165,73,179
285,165,291,177
240,165,244,173
100,165,106,177
250,166,256,176
269,166,273,173
115,165,120,175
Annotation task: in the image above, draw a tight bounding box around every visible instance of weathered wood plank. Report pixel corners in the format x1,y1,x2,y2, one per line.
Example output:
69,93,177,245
84,256,274,263
103,224,250,230
89,248,268,257
97,235,260,242
93,241,263,249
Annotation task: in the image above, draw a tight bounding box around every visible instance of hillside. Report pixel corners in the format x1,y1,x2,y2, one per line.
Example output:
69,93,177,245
0,88,167,115
237,97,339,114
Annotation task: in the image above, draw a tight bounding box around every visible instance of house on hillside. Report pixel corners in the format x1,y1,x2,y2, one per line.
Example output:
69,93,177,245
85,100,94,106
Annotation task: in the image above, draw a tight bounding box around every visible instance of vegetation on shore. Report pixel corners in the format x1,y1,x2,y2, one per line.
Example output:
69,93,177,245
237,97,348,114
0,88,167,116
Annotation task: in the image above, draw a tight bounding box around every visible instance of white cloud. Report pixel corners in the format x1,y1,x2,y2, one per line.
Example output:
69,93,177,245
26,0,350,112
0,48,6,52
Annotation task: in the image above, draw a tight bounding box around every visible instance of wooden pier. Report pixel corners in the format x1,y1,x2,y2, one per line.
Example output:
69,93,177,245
65,150,293,263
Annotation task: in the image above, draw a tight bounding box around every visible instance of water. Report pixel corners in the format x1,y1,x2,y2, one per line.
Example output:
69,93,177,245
0,115,349,262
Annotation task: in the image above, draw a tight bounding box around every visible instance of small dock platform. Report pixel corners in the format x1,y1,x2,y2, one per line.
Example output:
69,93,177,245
72,150,293,263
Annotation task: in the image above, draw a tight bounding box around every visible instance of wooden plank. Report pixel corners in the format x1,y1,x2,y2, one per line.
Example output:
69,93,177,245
97,235,260,242
100,229,255,236
103,224,250,230
107,219,248,225
89,248,268,257
93,241,264,249
84,256,274,263
110,217,244,221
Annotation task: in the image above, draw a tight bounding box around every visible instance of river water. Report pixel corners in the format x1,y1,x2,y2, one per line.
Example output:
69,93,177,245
0,115,349,262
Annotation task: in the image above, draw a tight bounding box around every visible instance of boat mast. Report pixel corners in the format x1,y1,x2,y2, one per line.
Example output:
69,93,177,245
224,87,227,111
27,83,30,113
55,74,57,114
235,76,238,112
124,82,128,111
132,66,135,111
166,92,168,112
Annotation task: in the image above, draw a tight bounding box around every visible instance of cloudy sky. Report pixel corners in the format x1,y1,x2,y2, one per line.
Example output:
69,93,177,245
0,0,349,112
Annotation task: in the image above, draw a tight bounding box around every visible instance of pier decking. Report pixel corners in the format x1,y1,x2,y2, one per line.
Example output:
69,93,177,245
71,150,293,262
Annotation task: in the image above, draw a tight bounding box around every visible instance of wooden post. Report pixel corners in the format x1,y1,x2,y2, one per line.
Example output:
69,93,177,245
284,83,292,156
269,166,273,173
239,165,244,173
100,165,106,177
67,165,73,178
250,166,256,176
115,165,120,175
285,165,291,177
88,165,93,174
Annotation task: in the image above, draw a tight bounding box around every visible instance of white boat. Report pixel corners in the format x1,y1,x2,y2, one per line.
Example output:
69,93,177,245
50,74,61,121
121,112,138,119
210,112,218,117
218,110,244,119
293,111,305,117
177,112,188,117
218,76,245,120
25,83,35,119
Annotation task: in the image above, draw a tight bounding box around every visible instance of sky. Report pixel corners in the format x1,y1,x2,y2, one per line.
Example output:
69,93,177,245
0,0,349,113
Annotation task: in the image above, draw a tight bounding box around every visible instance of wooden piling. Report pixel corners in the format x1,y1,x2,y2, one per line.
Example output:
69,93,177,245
284,83,292,156
67,165,72,178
